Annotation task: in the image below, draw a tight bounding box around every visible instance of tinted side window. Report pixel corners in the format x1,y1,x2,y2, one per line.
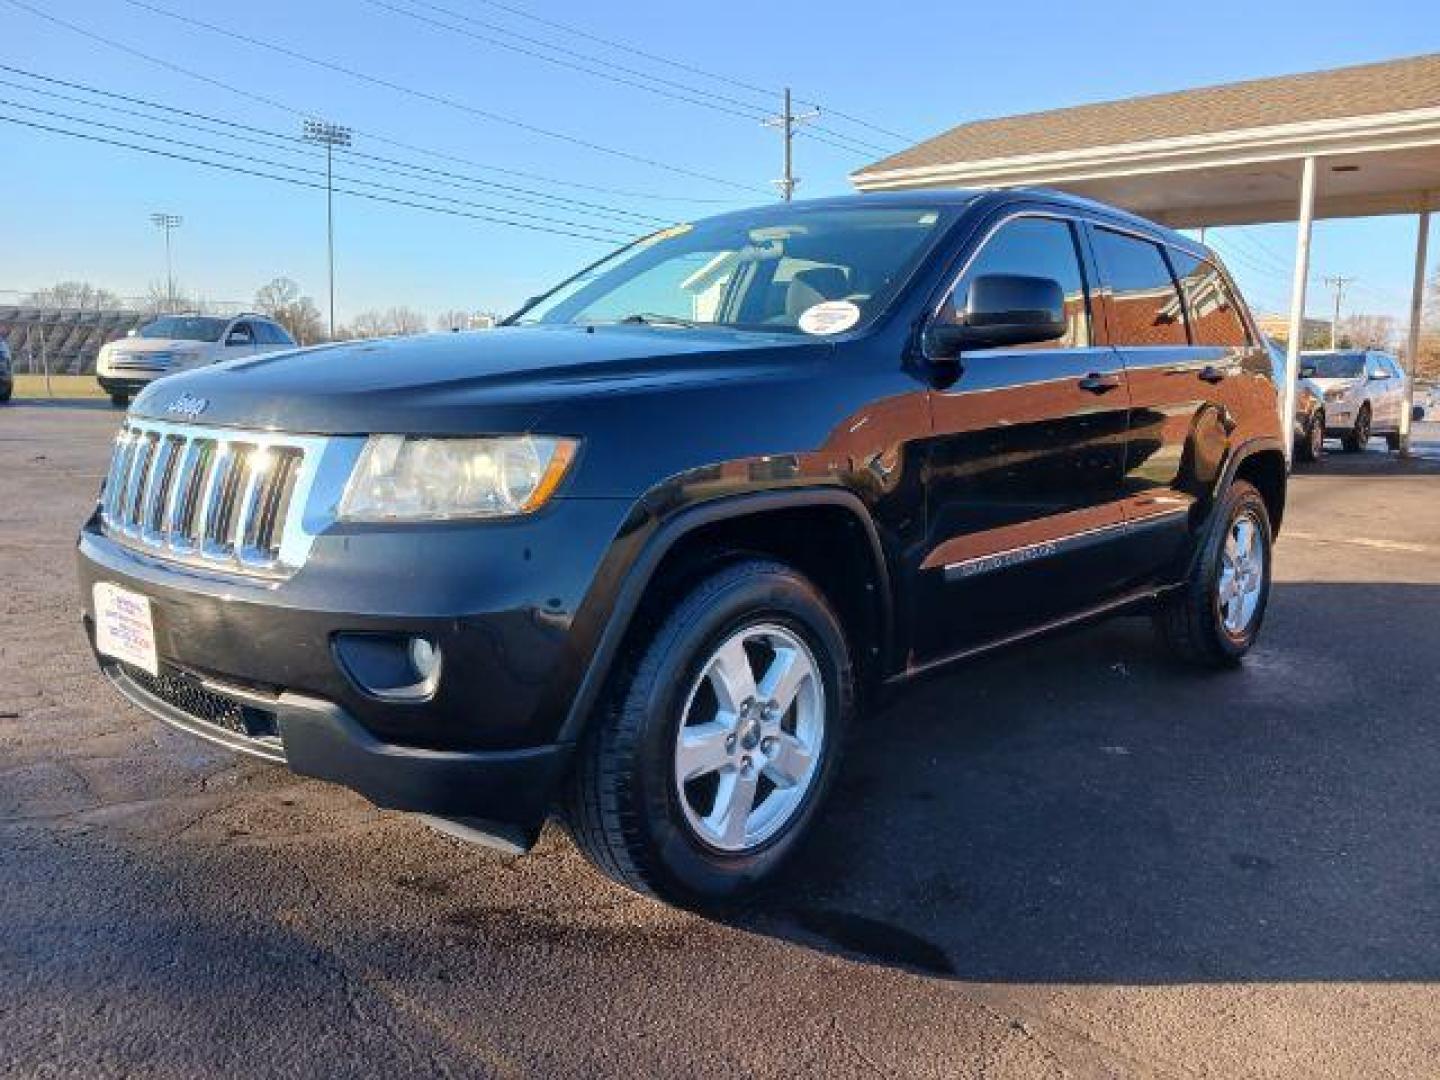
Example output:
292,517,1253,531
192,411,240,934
265,321,295,345
1168,251,1250,347
942,216,1090,348
1093,228,1187,347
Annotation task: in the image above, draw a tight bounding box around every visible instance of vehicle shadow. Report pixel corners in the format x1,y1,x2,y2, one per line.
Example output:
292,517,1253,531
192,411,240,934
734,581,1440,983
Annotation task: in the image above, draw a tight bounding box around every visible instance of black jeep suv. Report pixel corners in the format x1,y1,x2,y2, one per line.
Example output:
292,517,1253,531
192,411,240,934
78,190,1285,904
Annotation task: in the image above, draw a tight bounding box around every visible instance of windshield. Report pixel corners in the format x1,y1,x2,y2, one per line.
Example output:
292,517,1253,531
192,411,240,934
1305,353,1365,378
138,316,229,342
512,205,955,334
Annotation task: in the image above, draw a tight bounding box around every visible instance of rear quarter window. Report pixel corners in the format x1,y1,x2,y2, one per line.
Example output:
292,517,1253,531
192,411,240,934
1168,251,1251,347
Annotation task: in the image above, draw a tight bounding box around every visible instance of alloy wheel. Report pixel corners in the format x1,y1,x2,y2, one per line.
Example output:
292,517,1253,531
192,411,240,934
1217,511,1265,637
673,623,825,853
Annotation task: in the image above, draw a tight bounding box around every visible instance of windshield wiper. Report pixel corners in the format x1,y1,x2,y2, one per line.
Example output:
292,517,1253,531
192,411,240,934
615,312,700,328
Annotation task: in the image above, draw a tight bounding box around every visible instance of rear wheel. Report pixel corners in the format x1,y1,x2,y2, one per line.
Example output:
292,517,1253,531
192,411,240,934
1154,479,1272,668
1341,404,1370,452
565,558,853,906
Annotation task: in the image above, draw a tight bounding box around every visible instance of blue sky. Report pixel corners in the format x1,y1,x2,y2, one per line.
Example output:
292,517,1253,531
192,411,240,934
3,0,1436,326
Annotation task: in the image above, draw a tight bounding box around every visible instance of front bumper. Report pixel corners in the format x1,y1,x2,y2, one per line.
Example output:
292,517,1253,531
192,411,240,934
95,650,570,846
97,375,155,396
77,493,633,841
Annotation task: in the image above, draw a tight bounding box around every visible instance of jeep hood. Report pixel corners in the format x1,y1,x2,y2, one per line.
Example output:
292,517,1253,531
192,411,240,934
129,325,825,434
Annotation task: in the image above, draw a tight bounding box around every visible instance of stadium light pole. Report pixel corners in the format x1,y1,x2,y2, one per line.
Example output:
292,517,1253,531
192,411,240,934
150,213,182,313
303,119,352,339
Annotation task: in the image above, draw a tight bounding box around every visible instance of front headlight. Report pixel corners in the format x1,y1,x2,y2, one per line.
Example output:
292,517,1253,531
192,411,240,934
339,435,579,521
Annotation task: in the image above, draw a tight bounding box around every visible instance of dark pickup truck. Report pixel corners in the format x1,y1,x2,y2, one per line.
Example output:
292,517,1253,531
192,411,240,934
78,189,1285,905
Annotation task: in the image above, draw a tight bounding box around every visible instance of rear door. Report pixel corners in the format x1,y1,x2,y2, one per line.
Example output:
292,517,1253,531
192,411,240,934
1091,229,1246,587
915,211,1131,662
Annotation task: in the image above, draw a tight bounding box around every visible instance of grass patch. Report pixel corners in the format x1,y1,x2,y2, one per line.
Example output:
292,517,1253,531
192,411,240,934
11,374,107,399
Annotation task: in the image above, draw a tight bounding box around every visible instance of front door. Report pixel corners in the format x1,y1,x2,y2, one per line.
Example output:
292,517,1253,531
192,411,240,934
914,213,1131,664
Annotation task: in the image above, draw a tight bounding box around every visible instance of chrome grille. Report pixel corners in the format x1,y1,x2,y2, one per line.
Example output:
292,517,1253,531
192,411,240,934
100,419,337,577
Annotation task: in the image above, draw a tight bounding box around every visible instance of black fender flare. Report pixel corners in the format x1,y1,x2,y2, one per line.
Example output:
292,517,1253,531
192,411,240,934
557,487,894,744
1184,435,1287,577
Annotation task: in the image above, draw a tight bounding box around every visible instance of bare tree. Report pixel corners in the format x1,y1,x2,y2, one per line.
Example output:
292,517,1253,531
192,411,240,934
24,281,124,311
435,309,471,331
254,277,325,345
342,310,390,340
141,279,206,317
1340,313,1398,351
384,306,428,335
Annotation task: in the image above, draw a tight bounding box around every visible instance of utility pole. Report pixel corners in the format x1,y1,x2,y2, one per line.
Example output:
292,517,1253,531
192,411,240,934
303,119,352,339
1321,274,1356,349
762,88,819,201
150,213,182,313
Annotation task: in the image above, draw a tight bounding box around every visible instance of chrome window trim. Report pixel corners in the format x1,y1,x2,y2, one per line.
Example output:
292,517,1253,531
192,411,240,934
928,209,1099,344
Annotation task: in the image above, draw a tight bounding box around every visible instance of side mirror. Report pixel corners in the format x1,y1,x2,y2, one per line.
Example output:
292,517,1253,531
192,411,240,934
1413,405,1427,422
924,274,1067,358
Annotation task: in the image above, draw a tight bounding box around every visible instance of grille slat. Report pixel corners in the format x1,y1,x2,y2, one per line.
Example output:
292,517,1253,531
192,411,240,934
100,420,321,578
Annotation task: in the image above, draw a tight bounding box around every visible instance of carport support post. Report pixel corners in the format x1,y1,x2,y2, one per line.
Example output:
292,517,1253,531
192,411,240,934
1399,205,1430,456
1282,156,1318,467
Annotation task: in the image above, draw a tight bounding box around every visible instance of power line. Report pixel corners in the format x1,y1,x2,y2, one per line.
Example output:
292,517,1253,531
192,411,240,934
366,0,893,156
0,95,637,239
0,112,632,244
0,66,670,227
113,0,771,194
0,0,751,206
460,0,918,145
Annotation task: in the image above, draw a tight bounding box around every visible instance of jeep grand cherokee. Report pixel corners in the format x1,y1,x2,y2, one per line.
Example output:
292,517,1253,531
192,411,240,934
78,190,1286,905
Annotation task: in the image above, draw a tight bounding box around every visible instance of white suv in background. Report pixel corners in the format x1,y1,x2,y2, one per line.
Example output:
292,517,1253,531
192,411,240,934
1302,350,1411,452
96,313,296,407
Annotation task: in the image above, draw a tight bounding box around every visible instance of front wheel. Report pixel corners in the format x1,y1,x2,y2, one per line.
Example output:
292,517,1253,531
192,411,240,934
1341,405,1370,452
1154,479,1273,668
565,558,853,905
1296,410,1325,463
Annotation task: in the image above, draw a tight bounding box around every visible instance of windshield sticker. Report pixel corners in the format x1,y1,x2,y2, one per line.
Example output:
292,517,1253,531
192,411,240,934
798,300,861,336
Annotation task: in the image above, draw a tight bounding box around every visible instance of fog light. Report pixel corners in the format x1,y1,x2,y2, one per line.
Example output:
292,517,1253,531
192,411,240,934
409,636,440,681
333,632,442,701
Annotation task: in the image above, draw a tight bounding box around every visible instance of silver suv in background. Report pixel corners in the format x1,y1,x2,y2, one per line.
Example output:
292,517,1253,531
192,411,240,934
1302,350,1410,452
96,313,296,407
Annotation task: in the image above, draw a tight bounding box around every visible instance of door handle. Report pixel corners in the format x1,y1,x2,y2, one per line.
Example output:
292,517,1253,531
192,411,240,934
1198,365,1227,384
1078,372,1122,394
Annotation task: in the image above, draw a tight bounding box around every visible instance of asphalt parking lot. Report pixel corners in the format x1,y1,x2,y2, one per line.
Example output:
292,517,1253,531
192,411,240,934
4,401,1440,1079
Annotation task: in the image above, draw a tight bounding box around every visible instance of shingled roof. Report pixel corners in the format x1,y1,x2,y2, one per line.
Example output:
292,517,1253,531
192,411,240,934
854,53,1440,180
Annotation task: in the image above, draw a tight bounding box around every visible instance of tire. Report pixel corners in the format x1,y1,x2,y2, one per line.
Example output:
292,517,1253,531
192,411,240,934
1341,404,1370,452
564,558,854,906
1295,410,1324,463
1154,479,1272,668
109,392,129,408
1385,431,1401,451
0,387,11,404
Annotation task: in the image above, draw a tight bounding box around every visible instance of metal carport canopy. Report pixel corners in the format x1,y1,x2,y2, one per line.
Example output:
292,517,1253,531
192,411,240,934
852,53,1440,457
